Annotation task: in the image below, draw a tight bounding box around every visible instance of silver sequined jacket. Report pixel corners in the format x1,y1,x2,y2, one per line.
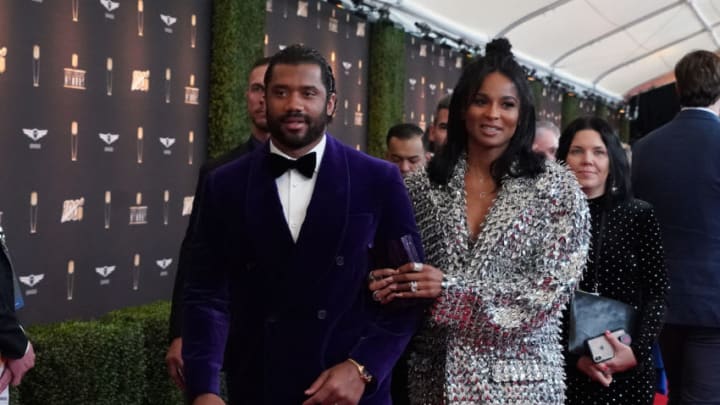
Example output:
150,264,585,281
404,159,590,405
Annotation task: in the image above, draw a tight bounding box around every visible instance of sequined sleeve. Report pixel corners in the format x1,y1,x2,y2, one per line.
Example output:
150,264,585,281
629,202,669,363
421,167,590,335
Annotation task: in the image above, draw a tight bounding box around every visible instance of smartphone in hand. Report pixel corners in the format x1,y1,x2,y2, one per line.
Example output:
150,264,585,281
587,329,631,363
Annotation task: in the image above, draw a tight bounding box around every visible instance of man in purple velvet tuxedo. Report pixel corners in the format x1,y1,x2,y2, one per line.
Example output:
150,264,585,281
182,44,424,405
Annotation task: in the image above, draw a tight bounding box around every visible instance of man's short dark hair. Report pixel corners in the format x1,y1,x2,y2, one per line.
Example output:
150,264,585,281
386,123,424,147
435,95,451,120
252,56,271,70
264,44,336,96
675,50,720,107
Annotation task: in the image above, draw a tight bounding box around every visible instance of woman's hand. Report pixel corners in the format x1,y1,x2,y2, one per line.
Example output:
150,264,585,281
576,355,613,387
600,330,638,374
367,262,445,304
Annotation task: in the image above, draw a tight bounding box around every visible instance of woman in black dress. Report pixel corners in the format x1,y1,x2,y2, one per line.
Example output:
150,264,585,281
557,116,669,404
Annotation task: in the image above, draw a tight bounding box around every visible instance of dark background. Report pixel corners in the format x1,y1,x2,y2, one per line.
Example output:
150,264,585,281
0,0,211,324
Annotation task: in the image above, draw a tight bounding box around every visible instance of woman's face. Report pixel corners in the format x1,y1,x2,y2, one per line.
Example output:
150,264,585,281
565,129,609,199
464,71,519,152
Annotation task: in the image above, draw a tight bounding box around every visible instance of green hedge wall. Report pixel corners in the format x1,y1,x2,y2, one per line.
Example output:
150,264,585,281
18,314,149,405
207,0,265,159
103,302,182,405
367,20,405,158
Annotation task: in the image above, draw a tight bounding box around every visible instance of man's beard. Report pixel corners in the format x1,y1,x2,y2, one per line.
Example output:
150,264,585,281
268,111,327,151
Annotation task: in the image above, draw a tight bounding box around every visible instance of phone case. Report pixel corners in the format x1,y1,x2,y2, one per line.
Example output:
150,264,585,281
587,329,627,364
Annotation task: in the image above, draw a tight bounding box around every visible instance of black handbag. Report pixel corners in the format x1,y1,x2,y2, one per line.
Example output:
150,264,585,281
568,211,638,355
568,289,638,355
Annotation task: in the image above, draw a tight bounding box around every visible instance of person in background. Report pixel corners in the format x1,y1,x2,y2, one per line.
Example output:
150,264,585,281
385,123,427,177
557,116,668,404
533,120,560,161
0,226,35,391
182,44,424,405
369,38,590,404
165,57,270,390
427,95,450,155
632,49,720,405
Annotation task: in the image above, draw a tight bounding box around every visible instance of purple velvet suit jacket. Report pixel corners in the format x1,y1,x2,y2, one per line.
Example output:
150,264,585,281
182,135,425,404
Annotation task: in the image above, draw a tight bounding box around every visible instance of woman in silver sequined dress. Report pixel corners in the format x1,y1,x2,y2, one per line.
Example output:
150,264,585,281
557,117,668,404
369,38,590,404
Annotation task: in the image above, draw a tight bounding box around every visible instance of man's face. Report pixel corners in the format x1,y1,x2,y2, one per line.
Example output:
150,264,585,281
246,64,269,132
532,127,559,161
386,136,426,176
266,63,336,153
429,107,449,152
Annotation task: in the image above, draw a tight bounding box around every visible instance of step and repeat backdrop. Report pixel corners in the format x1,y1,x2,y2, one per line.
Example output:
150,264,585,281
0,0,211,324
265,0,369,150
402,35,462,133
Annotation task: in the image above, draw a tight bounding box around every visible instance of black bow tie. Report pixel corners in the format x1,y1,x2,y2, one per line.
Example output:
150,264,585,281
269,152,317,178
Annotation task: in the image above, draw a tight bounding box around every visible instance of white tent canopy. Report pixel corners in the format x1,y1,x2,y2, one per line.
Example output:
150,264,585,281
362,0,720,100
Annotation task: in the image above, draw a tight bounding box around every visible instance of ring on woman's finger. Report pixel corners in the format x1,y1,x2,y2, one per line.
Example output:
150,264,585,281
410,280,418,293
372,290,381,301
412,262,423,272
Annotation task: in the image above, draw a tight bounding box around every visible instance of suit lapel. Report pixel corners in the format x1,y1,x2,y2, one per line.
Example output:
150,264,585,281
292,136,350,281
245,143,295,255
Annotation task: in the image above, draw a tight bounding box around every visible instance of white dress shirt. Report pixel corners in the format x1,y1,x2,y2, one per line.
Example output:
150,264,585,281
269,135,326,242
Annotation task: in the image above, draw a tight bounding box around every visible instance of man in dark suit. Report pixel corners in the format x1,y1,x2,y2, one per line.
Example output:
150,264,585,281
165,57,270,390
0,227,35,391
182,44,423,405
632,49,720,405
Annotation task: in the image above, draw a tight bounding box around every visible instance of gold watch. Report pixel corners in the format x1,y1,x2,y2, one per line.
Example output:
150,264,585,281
347,358,373,384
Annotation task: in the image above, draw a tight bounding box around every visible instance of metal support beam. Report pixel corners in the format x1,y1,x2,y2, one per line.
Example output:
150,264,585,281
551,1,684,67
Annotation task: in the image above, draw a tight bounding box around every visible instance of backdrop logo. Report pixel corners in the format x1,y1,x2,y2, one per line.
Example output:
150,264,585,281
129,192,148,225
182,196,194,216
356,21,366,37
100,0,119,19
19,274,44,295
61,198,85,223
95,265,115,285
160,14,177,33
131,70,150,92
156,258,172,276
0,47,6,75
72,0,79,21
342,61,352,75
67,260,75,300
32,45,40,87
23,128,48,149
159,137,175,155
132,253,141,290
328,9,338,33
184,74,199,105
138,0,144,36
297,1,308,17
63,53,86,90
29,191,38,234
99,133,120,151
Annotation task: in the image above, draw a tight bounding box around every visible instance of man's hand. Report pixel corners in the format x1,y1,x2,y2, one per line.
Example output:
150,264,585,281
192,393,225,405
302,360,366,405
165,337,185,389
5,341,35,387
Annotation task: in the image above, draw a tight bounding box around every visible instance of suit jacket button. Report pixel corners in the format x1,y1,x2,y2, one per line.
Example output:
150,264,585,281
317,310,327,320
335,256,344,266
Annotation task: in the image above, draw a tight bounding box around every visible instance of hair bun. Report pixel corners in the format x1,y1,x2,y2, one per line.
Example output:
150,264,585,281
485,37,512,57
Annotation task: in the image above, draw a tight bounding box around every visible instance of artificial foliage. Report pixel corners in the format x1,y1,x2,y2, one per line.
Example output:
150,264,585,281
367,20,405,158
18,320,145,405
207,0,265,159
103,302,182,405
561,92,581,130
